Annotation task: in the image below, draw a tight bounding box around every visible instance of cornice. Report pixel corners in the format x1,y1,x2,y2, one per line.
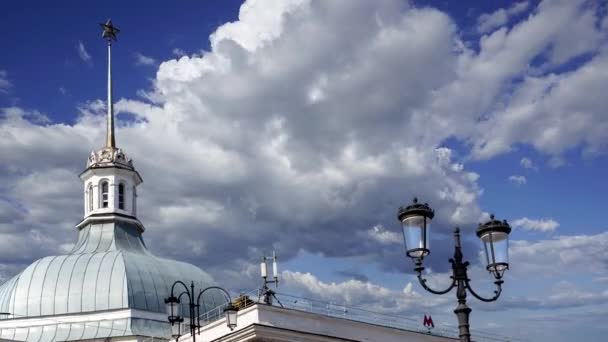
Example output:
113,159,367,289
76,212,145,232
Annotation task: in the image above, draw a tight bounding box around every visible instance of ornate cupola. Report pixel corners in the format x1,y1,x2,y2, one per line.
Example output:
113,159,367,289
0,20,223,342
78,19,143,230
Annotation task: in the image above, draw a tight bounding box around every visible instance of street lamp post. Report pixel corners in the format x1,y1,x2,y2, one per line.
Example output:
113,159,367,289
165,281,238,342
398,198,512,342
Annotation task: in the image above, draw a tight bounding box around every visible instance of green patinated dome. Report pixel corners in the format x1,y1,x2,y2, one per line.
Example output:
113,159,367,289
0,221,225,341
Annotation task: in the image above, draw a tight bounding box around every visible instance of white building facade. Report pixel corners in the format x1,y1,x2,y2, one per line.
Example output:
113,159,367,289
174,304,455,342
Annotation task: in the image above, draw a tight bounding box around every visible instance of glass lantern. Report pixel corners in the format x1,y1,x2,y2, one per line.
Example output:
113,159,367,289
398,198,434,259
477,215,512,279
164,296,180,322
224,303,238,330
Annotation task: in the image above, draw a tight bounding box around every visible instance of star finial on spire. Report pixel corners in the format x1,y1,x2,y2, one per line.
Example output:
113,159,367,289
100,19,120,42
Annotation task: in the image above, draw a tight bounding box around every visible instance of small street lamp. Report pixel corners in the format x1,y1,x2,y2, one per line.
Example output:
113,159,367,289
398,198,511,342
165,281,238,342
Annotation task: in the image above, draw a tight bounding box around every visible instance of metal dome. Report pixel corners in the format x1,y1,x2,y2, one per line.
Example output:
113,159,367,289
0,221,225,341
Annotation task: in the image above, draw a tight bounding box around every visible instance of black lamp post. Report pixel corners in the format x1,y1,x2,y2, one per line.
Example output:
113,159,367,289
398,198,511,342
165,281,238,342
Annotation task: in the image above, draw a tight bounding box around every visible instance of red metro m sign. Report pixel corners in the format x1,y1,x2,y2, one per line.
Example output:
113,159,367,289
423,314,435,329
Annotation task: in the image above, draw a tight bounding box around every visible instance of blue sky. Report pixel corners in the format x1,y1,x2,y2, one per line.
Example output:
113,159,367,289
0,0,242,122
1,1,608,341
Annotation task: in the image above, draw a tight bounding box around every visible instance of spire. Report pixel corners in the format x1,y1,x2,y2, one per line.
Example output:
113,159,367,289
100,19,120,148
86,20,134,170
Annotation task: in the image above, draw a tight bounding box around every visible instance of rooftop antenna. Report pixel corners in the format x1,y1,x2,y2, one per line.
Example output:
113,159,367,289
259,251,282,307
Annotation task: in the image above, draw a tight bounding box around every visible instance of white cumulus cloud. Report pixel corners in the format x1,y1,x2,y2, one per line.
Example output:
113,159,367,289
469,0,608,159
367,225,401,245
281,270,447,312
512,217,559,232
510,231,608,276
172,48,186,57
508,175,527,186
0,1,486,280
77,41,92,64
477,1,529,34
520,157,538,170
134,52,157,66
